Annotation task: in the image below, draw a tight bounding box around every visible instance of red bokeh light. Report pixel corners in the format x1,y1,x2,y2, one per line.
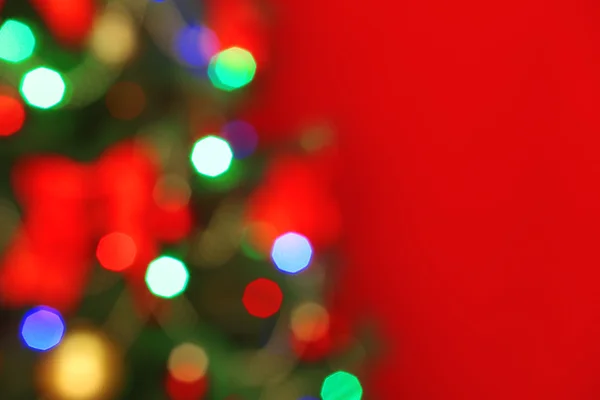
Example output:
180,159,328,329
0,95,25,137
166,374,208,400
242,278,283,318
29,0,96,47
96,232,137,271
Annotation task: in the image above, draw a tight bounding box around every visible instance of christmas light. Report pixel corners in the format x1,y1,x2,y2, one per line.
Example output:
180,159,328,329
174,25,220,67
208,47,256,91
241,222,278,260
0,19,36,63
271,232,313,274
38,329,122,400
20,306,65,351
222,120,258,159
20,67,66,109
291,302,330,342
0,95,25,136
321,371,363,400
168,343,209,383
242,278,283,318
90,7,136,66
96,232,137,271
190,135,233,177
145,256,189,298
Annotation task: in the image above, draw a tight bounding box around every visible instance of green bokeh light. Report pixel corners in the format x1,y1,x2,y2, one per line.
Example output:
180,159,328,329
208,47,256,91
0,19,36,63
20,67,66,109
191,135,233,178
145,256,189,299
321,371,363,400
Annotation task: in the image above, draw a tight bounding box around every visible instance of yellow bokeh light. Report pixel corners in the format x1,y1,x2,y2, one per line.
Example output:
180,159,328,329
38,328,122,400
167,343,209,383
89,7,137,66
290,302,330,342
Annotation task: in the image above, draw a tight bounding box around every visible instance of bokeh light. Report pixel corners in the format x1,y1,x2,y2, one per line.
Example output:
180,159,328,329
168,343,209,383
145,256,189,298
0,19,36,63
174,25,220,67
291,302,330,342
271,232,313,274
96,232,137,271
20,306,65,351
38,328,122,400
191,135,233,177
241,222,278,260
106,81,146,120
90,8,136,65
222,120,258,159
0,95,25,136
242,278,283,318
20,67,66,109
208,47,256,91
153,174,192,211
166,373,208,400
321,371,363,400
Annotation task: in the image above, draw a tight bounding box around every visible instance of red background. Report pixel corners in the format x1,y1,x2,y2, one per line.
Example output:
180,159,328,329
251,1,600,399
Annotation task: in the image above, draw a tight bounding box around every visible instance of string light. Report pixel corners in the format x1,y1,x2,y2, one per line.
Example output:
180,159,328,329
271,232,313,274
38,329,122,400
241,222,278,260
190,135,233,178
20,67,66,109
168,343,209,383
0,19,36,63
90,7,137,66
145,256,189,298
208,47,256,91
291,302,330,342
96,232,137,272
174,25,220,68
242,278,283,318
0,95,25,136
20,306,65,351
321,371,363,400
153,175,192,211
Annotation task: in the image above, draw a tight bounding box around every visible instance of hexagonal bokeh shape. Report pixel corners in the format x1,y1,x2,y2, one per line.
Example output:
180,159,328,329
20,306,65,351
321,371,363,400
190,135,233,178
271,232,313,274
145,256,189,298
0,19,36,63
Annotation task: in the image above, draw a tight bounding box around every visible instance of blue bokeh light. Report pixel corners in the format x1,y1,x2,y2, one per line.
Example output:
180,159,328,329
271,232,313,274
222,120,258,159
174,25,220,68
20,306,65,351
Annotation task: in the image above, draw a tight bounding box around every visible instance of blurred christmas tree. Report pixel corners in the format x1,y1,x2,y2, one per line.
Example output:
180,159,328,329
0,0,372,399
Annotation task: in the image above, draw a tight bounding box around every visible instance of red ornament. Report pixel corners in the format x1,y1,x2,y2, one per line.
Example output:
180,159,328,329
0,141,192,313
